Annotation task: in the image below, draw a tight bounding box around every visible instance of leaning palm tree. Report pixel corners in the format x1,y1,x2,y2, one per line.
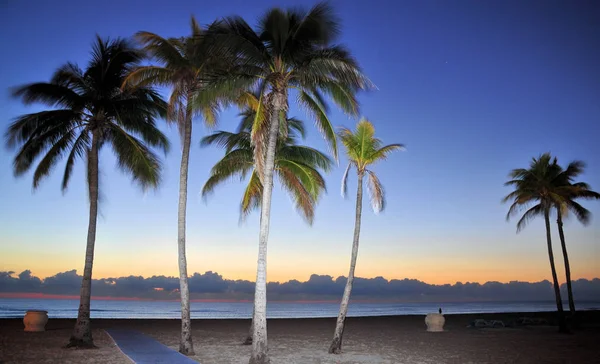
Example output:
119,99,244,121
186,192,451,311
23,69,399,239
503,153,569,333
207,4,371,362
550,160,600,319
122,18,227,355
202,98,333,345
5,36,168,347
329,119,404,354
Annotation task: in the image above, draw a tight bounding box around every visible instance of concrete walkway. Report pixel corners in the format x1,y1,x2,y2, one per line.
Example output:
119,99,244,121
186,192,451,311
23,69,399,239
105,329,198,364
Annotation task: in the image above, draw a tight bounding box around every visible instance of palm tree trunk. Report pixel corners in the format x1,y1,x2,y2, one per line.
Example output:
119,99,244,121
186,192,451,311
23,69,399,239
544,208,568,333
177,100,194,356
243,306,255,345
249,89,284,364
556,208,576,318
329,172,364,354
68,130,100,348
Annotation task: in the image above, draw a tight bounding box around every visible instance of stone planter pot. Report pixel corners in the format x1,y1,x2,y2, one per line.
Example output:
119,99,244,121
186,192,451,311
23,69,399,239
425,313,445,332
23,310,48,332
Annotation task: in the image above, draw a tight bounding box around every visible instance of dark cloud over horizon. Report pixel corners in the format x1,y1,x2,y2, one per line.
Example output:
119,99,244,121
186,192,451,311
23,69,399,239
1,270,599,302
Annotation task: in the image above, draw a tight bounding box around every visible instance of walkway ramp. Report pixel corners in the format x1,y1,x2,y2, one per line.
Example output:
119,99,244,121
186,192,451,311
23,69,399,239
105,329,198,364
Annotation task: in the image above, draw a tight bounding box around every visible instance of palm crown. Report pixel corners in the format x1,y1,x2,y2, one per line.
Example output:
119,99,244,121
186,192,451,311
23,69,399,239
5,36,169,191
340,119,404,212
207,2,373,168
123,17,227,137
503,153,600,231
201,94,332,223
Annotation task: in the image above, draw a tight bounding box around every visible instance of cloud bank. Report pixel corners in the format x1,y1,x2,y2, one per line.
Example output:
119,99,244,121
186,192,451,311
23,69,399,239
1,270,599,302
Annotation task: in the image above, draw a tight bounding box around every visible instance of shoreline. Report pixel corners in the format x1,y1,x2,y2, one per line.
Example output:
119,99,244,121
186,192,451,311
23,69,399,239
1,309,599,321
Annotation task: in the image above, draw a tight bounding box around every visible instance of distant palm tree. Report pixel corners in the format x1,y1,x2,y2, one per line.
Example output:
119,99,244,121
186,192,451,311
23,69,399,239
207,3,371,362
503,153,571,333
123,17,228,355
329,119,404,354
549,160,600,319
5,36,168,347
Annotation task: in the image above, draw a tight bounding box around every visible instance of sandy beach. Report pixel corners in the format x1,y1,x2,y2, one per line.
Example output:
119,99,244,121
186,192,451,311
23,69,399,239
1,311,599,363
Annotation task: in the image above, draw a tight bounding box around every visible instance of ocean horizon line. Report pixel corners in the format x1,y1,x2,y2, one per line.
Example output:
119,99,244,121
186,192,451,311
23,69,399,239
2,292,600,305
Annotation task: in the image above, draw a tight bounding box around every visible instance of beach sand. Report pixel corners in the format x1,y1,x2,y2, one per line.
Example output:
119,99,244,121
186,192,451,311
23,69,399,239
1,311,599,363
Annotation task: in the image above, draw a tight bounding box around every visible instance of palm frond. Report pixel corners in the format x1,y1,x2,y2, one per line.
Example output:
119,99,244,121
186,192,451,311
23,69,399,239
277,167,315,225
50,62,86,91
11,82,84,109
565,200,591,225
341,163,351,198
286,117,306,139
200,130,251,152
5,110,81,150
319,81,359,116
190,16,203,37
62,131,90,192
122,66,176,89
106,124,162,191
240,170,263,221
291,2,340,45
32,129,78,189
135,31,185,67
201,149,255,199
277,145,333,172
370,143,405,164
366,170,385,213
250,88,269,181
276,159,325,200
298,90,338,160
516,204,544,232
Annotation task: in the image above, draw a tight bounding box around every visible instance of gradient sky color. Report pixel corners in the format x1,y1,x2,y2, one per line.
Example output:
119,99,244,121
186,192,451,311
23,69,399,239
0,0,598,286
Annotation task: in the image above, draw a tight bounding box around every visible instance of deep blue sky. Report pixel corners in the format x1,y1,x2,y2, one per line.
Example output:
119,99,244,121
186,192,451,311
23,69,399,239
0,0,598,284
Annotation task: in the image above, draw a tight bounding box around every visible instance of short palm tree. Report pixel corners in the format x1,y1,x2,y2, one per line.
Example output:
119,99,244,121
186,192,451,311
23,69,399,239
207,4,371,362
202,99,333,346
329,119,404,354
122,17,227,355
201,99,332,224
503,153,571,333
5,36,168,347
549,160,600,318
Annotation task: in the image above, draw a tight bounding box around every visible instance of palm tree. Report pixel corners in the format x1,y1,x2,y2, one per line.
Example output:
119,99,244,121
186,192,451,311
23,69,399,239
122,17,228,355
329,119,404,354
550,160,600,319
201,95,332,224
201,97,333,345
503,153,570,333
5,36,168,347
207,4,371,362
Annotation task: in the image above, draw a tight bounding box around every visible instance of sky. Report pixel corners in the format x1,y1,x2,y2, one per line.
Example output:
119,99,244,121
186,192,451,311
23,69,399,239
0,0,599,289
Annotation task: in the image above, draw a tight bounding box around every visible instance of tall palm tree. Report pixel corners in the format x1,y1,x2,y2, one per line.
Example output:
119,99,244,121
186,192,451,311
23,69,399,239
550,160,600,319
207,4,371,362
5,36,168,347
329,119,404,354
503,153,570,333
122,17,227,355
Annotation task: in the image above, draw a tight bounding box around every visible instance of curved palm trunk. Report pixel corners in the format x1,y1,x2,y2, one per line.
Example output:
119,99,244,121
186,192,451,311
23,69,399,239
249,90,284,364
544,209,568,333
68,130,100,348
177,101,194,356
329,172,364,354
556,209,576,318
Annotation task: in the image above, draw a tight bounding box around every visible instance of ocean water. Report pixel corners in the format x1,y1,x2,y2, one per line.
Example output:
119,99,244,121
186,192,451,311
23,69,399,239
1,299,598,319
